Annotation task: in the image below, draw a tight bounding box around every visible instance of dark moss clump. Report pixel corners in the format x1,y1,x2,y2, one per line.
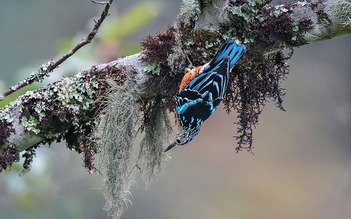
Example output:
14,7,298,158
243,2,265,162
0,119,14,147
56,111,98,172
253,8,295,46
81,135,98,172
22,147,36,171
0,145,19,172
141,27,176,69
229,0,247,7
226,1,313,48
140,27,177,127
89,65,128,90
182,29,223,65
0,119,17,172
224,49,292,152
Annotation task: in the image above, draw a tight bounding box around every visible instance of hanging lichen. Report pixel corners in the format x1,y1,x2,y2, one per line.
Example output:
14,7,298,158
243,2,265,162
95,79,141,219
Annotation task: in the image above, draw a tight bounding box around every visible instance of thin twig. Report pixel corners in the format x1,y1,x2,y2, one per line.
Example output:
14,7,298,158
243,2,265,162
0,0,114,101
92,0,110,5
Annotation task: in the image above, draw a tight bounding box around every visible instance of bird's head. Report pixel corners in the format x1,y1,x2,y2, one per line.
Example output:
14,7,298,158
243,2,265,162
164,127,200,152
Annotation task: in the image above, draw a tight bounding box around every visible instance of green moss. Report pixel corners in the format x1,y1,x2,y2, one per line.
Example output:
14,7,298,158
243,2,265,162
21,116,41,134
143,63,161,75
2,111,14,123
184,39,195,46
179,0,201,25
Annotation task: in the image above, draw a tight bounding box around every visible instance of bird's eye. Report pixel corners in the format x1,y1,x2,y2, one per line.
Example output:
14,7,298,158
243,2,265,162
176,139,182,144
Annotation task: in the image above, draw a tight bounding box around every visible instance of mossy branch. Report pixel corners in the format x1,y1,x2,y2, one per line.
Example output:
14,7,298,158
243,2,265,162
0,54,144,172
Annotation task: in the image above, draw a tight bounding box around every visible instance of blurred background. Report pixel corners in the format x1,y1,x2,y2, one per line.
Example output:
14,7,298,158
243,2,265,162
0,0,350,219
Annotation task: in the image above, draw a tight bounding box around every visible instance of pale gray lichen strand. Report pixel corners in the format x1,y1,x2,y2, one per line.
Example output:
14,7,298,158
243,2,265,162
95,79,141,219
138,103,172,188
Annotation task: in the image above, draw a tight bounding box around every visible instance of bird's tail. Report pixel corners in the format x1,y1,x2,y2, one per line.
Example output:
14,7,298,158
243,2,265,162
210,40,246,68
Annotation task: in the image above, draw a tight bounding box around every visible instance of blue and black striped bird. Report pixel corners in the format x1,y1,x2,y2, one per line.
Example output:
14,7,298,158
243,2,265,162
164,40,246,152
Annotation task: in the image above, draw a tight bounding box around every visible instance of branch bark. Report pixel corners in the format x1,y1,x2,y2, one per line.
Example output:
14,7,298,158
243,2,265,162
1,0,350,170
0,54,145,171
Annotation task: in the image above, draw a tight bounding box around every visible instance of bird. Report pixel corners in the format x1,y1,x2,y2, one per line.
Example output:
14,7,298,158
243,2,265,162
164,40,246,152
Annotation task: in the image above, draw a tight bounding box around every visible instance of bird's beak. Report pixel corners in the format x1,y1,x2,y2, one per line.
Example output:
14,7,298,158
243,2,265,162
164,141,177,152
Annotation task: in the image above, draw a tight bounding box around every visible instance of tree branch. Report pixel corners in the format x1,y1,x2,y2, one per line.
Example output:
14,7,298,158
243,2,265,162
0,53,145,170
189,0,351,52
